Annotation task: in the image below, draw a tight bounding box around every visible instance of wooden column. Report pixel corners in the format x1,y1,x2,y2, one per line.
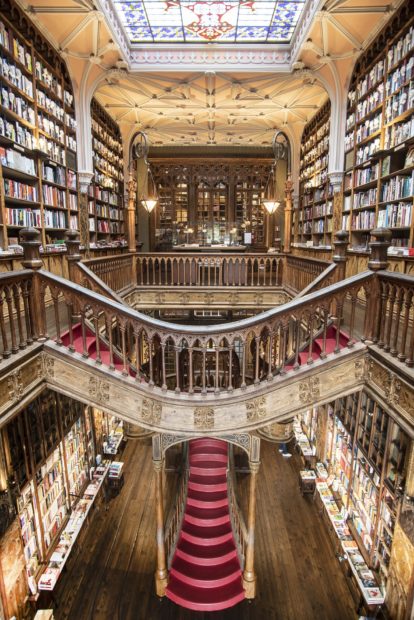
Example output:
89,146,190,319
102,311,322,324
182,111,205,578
20,227,46,341
283,175,293,253
154,458,168,596
127,172,137,253
332,230,349,283
243,459,260,598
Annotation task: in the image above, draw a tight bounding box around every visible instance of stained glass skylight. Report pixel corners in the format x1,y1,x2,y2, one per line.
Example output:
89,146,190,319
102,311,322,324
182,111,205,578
112,1,306,44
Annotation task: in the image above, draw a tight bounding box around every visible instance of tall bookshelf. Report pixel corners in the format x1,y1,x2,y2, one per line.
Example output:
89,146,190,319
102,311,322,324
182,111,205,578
0,8,79,251
343,5,414,253
322,391,410,587
295,100,333,249
89,99,124,246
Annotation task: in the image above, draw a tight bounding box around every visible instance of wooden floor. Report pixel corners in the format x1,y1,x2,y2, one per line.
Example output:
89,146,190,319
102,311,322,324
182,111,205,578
51,439,357,620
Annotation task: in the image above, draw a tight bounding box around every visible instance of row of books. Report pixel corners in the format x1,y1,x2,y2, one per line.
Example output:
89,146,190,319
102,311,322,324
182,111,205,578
356,113,382,144
384,116,414,150
353,188,377,208
380,173,413,202
0,20,32,72
42,185,66,208
0,115,34,149
377,203,412,228
0,146,35,174
1,86,35,125
0,56,33,97
4,178,37,201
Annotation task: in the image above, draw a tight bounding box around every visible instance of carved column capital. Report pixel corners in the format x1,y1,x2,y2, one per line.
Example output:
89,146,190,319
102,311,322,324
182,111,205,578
332,230,349,263
78,171,94,195
65,229,81,262
328,171,344,194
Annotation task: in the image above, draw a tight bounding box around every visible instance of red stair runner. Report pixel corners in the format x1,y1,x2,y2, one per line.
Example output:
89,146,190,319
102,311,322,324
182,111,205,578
166,438,245,611
61,323,135,376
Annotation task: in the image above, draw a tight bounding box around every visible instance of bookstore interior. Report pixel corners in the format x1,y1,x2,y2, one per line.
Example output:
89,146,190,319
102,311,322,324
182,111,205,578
0,0,412,619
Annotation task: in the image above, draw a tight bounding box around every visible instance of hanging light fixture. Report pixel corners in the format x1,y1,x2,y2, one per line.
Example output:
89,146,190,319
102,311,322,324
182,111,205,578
262,162,280,214
141,162,158,213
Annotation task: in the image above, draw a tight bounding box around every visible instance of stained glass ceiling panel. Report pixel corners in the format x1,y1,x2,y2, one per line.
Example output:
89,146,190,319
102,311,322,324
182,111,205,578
112,1,306,44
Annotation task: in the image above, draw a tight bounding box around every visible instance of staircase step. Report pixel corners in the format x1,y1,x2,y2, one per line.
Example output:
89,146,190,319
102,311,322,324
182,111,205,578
314,337,338,355
181,521,233,546
190,463,227,476
170,557,241,588
166,574,245,612
299,350,320,365
187,489,228,509
175,538,238,566
188,477,227,493
190,452,227,464
190,439,228,452
185,505,230,527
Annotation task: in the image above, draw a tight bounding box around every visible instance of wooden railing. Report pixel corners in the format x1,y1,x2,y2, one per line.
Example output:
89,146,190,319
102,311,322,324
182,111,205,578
82,253,136,293
35,269,377,393
136,253,283,287
284,255,333,295
165,452,189,569
227,453,247,568
2,229,412,389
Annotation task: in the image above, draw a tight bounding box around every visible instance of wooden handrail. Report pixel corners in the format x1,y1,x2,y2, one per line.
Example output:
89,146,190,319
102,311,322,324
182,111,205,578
82,253,136,293
294,263,338,299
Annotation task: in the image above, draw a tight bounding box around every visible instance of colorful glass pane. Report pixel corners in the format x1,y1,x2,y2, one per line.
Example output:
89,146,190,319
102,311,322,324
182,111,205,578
111,0,307,44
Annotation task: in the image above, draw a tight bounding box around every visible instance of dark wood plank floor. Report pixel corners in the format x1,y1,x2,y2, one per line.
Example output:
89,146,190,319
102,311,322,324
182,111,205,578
51,439,357,620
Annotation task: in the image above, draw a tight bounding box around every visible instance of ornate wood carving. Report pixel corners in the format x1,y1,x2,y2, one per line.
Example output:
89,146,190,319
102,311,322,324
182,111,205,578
140,398,162,425
245,396,267,422
88,377,110,405
194,407,214,429
299,377,320,404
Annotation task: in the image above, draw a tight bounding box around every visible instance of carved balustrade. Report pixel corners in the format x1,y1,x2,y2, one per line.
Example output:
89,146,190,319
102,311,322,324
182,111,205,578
165,455,189,568
82,254,136,293
0,270,36,361
135,253,283,288
284,255,333,295
33,269,380,395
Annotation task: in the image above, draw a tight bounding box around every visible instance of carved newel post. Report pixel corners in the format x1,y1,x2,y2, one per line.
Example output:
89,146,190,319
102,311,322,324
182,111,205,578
127,172,137,253
20,227,46,340
64,229,81,283
283,175,293,253
243,459,260,598
332,230,349,282
368,228,391,271
154,458,168,596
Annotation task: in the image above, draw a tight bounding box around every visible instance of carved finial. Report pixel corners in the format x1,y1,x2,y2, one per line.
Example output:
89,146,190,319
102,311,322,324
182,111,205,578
368,228,392,271
20,227,42,270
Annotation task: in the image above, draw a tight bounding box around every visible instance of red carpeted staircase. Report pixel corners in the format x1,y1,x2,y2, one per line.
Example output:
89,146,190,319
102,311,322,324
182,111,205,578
61,323,135,376
166,438,245,611
285,325,349,370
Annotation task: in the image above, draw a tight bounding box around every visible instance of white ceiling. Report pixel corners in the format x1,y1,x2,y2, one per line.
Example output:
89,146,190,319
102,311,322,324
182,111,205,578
19,0,399,147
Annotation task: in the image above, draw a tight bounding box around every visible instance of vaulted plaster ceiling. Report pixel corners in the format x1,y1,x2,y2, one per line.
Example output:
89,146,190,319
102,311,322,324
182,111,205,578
18,0,402,150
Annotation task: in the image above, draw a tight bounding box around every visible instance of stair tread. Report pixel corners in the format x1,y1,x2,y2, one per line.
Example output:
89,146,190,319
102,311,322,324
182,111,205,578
171,557,241,581
182,521,232,538
176,538,237,559
189,474,227,485
186,505,229,520
166,574,244,609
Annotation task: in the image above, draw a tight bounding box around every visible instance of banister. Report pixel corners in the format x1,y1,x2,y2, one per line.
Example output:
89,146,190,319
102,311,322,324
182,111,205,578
293,263,338,299
37,269,374,338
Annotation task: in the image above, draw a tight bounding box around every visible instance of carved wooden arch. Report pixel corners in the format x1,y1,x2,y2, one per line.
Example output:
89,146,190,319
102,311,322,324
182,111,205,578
152,432,260,463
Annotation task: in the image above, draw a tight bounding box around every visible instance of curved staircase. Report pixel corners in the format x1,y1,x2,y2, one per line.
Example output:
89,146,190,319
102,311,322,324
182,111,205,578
166,438,245,611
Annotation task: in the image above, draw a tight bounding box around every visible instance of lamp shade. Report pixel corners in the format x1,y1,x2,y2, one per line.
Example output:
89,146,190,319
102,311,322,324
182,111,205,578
141,198,158,213
263,199,280,214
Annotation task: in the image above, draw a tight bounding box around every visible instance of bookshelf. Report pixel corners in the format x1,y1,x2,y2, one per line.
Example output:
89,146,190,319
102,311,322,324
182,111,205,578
312,389,410,587
35,445,67,552
89,99,124,246
0,8,79,251
295,100,333,249
343,9,414,253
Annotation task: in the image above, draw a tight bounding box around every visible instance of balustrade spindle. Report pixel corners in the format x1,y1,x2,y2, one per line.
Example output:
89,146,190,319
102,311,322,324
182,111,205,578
202,345,207,394
134,328,140,381
175,347,180,393
120,324,128,376
320,313,328,359
390,287,404,357
0,295,10,358
12,286,25,349
66,306,74,352
215,346,220,394
293,321,300,370
398,290,412,362
94,315,101,364
228,345,233,391
384,286,396,353
254,336,260,384
348,296,357,348
335,304,343,353
147,340,154,386
241,341,246,389
307,316,314,365
53,294,62,346
161,342,167,391
81,313,88,358
378,284,389,348
406,323,414,368
188,347,194,394
5,287,18,354
267,332,273,380
279,325,287,375
22,285,33,345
